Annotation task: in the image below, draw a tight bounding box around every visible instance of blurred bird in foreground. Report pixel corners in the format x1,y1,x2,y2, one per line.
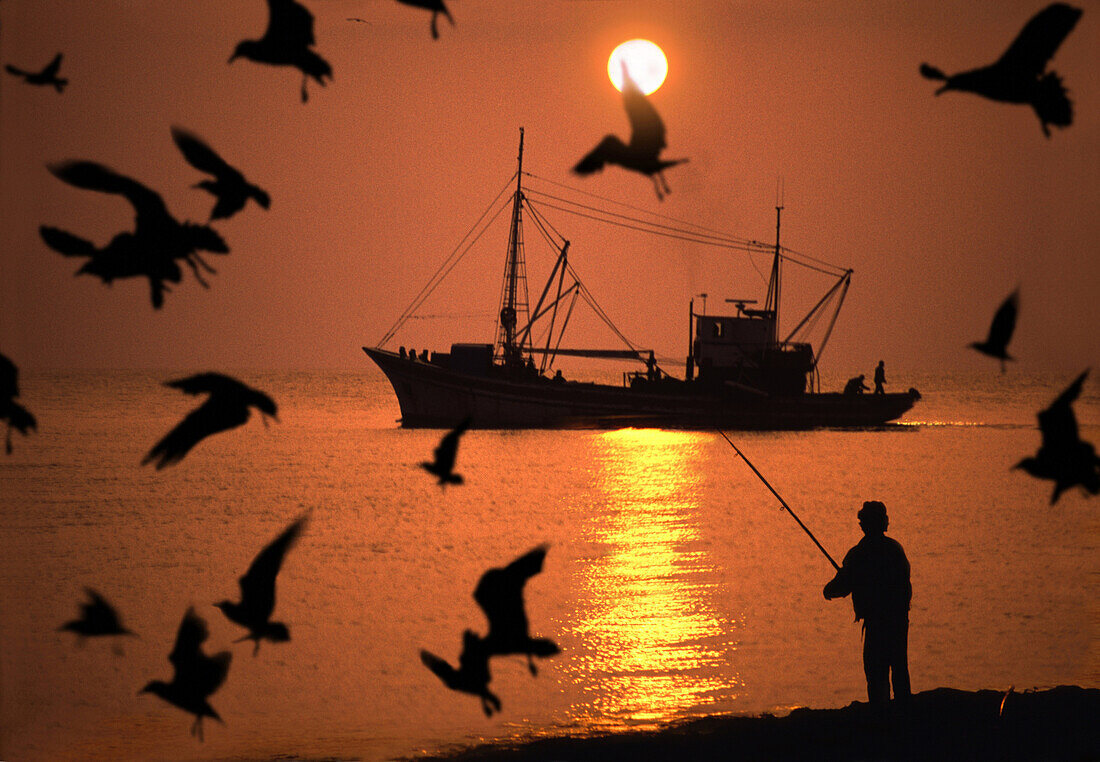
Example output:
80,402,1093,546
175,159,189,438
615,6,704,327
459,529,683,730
59,588,135,642
171,127,270,221
5,52,67,92
140,608,231,741
1014,369,1099,504
216,514,307,655
969,290,1018,372
573,61,688,200
230,0,332,103
421,416,471,487
920,3,1083,137
475,545,560,674
1,352,36,454
40,161,228,309
143,373,278,469
395,0,454,40
420,630,501,716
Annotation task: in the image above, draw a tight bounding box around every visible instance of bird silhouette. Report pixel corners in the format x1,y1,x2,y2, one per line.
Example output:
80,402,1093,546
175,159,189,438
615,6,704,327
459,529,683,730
421,416,471,487
574,61,688,200
1,352,36,454
920,3,1083,137
230,0,333,103
41,161,228,309
140,608,231,741
59,588,135,641
395,0,454,40
171,127,270,221
969,290,1018,372
475,545,560,675
5,52,67,92
143,373,278,469
420,630,502,716
216,514,306,655
1014,369,1099,504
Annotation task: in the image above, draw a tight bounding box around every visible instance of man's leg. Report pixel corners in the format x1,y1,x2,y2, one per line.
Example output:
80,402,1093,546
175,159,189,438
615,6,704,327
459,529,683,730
863,621,890,704
889,617,912,701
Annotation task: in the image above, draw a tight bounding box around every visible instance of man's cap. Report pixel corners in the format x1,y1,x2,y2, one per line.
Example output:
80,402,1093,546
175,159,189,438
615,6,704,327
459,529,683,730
858,500,888,524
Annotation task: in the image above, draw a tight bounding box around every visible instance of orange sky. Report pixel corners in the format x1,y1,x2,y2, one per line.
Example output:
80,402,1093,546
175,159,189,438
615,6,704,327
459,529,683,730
1,0,1097,373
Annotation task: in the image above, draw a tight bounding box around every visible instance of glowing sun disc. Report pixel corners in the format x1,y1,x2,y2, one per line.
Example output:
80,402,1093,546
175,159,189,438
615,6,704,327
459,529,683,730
608,39,668,95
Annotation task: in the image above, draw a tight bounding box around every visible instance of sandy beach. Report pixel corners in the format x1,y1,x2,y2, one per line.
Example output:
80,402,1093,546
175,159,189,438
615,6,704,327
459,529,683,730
412,686,1099,761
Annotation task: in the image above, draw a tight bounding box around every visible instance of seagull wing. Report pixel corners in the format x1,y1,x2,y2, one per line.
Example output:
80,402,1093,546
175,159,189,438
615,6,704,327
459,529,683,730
573,136,624,175
171,127,238,181
237,516,305,621
0,352,19,399
1037,369,1087,451
622,71,666,153
985,290,1018,351
169,608,209,674
267,0,317,48
39,226,98,257
143,398,249,469
42,53,63,78
995,3,1082,76
48,161,172,231
166,372,250,398
432,417,470,473
473,545,547,640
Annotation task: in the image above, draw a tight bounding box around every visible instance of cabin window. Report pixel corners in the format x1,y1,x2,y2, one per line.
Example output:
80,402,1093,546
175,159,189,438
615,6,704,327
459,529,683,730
713,321,724,338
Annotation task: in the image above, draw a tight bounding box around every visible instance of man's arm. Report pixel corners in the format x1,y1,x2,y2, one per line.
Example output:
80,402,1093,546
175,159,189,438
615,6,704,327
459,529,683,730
823,567,851,599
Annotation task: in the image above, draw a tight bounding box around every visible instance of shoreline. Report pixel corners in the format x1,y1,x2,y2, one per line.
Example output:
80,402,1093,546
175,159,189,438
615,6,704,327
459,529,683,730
409,686,1099,761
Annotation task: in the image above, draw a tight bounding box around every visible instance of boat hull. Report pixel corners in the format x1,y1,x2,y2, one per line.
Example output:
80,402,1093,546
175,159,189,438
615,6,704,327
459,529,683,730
363,348,918,429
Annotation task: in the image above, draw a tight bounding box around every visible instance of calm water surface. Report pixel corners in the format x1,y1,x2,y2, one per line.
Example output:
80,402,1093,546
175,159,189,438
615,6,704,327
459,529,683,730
1,368,1097,761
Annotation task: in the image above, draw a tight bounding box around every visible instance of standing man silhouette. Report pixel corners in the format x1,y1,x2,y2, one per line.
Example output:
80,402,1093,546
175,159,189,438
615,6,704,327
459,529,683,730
874,361,886,395
824,501,912,706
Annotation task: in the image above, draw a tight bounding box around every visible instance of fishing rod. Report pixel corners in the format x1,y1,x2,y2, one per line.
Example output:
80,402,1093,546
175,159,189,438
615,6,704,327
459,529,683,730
717,430,840,571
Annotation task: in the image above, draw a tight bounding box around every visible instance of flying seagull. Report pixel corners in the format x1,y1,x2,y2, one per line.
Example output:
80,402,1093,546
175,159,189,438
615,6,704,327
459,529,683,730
230,0,332,103
1014,369,1099,504
59,588,135,641
40,161,228,309
1,352,36,454
969,290,1018,372
216,514,306,655
420,630,501,716
395,0,454,40
920,3,1083,137
143,373,278,469
5,52,67,92
141,608,231,741
475,545,560,674
421,416,471,487
574,61,688,200
171,127,270,221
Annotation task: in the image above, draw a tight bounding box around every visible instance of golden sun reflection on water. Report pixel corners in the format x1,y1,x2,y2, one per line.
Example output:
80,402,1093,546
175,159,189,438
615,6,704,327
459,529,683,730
564,429,743,730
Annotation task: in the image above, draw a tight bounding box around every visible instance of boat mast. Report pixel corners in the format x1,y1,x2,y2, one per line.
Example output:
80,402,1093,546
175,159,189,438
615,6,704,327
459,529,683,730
497,128,530,367
763,204,782,346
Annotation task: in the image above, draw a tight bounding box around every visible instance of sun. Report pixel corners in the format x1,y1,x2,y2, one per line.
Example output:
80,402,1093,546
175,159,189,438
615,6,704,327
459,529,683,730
608,39,668,95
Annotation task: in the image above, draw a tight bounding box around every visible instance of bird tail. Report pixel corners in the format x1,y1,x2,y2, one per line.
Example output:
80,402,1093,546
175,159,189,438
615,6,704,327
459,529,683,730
1033,72,1073,136
40,226,96,258
919,63,947,81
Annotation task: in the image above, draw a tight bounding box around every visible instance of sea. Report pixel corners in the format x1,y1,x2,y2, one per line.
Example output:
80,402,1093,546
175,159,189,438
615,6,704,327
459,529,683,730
1,367,1097,761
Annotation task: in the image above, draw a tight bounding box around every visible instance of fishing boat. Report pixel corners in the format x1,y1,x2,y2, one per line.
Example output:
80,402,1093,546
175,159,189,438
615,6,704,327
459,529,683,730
363,131,919,429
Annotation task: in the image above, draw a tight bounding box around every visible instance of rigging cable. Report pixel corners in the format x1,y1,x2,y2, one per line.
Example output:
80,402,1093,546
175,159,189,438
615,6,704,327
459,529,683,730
376,173,516,347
